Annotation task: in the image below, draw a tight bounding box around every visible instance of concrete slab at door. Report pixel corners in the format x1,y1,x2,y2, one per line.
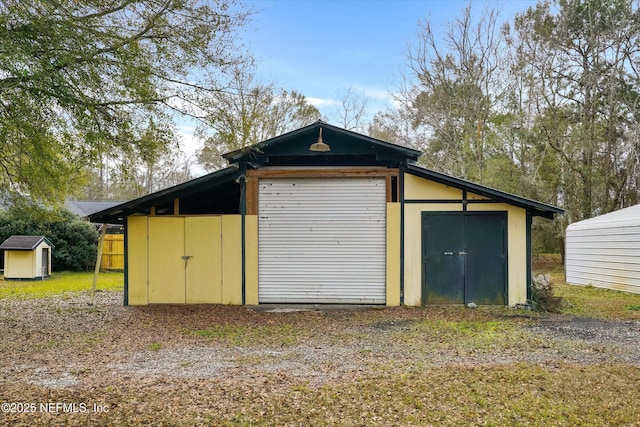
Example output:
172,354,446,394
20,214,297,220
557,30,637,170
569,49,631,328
185,216,222,303
148,217,186,303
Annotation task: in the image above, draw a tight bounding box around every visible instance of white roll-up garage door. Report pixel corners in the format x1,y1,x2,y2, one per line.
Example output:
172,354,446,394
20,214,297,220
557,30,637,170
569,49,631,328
258,177,386,304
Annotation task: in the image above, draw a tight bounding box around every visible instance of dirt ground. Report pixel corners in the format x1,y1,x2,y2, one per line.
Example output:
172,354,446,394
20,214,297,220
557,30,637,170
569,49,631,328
1,290,640,425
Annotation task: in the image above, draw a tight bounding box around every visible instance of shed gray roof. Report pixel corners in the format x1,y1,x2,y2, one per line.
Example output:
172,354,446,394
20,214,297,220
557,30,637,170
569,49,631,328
0,235,54,250
64,200,126,218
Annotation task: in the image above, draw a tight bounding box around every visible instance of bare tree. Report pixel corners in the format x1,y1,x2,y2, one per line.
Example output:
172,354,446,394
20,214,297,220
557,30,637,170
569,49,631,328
196,62,322,171
333,87,369,131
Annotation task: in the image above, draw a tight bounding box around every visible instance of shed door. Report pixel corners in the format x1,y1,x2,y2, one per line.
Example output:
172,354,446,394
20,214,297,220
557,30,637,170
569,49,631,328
147,216,223,304
258,178,386,304
422,215,465,304
41,248,49,276
422,212,506,305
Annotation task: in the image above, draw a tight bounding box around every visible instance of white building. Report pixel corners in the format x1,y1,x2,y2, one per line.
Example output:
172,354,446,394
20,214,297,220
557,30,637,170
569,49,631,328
566,205,640,293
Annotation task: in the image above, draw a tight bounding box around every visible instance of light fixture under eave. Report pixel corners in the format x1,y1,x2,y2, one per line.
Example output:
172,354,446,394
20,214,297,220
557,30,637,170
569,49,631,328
309,127,331,152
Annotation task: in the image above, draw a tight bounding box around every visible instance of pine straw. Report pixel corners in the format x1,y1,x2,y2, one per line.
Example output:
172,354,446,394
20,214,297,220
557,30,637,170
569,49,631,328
1,291,640,426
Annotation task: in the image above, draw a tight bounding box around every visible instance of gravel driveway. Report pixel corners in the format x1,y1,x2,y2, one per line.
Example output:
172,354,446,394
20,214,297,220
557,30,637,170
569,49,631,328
2,290,640,425
2,290,640,388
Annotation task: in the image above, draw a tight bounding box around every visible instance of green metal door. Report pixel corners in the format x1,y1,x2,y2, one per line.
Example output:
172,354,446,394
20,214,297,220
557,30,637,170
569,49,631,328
422,214,465,304
465,213,506,305
422,212,506,305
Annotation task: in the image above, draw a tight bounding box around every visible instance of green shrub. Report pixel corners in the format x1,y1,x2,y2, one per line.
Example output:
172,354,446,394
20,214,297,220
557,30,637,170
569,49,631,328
530,274,563,313
0,206,98,271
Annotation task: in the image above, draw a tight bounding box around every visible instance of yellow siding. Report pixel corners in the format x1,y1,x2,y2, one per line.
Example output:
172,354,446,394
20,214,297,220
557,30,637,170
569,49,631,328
468,203,527,305
403,203,463,306
244,215,259,305
221,215,243,304
148,217,185,304
125,215,248,305
185,216,222,303
402,169,530,306
467,192,490,201
127,216,148,305
386,203,401,306
404,173,463,200
5,251,34,279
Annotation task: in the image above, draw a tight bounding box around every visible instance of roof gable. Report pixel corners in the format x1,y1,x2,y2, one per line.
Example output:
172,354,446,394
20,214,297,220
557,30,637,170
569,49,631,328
406,164,563,219
0,235,54,250
223,121,420,168
89,123,563,223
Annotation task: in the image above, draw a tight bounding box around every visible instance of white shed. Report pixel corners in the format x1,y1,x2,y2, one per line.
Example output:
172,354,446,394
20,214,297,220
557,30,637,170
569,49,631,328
565,205,640,293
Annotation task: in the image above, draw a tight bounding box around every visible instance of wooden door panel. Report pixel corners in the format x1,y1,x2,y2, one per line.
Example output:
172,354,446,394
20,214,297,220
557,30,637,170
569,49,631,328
148,217,185,304
185,217,222,303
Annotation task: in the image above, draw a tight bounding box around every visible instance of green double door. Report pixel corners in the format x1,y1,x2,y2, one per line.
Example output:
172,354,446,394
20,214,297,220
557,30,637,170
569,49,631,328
422,212,507,305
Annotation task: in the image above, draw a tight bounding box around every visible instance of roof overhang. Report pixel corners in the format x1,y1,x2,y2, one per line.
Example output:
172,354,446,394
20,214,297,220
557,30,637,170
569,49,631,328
406,163,564,220
0,235,55,250
89,166,242,224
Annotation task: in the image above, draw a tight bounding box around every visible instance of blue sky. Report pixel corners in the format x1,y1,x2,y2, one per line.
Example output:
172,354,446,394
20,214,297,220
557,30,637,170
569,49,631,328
181,0,538,170
241,0,538,121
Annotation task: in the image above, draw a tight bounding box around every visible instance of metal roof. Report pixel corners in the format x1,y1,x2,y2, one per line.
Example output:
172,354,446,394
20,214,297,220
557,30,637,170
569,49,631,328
89,124,563,224
405,163,564,219
89,166,242,224
0,235,54,250
567,204,640,231
64,200,126,218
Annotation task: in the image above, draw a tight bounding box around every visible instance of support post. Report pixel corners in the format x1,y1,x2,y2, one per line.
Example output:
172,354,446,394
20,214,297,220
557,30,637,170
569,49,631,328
90,224,108,305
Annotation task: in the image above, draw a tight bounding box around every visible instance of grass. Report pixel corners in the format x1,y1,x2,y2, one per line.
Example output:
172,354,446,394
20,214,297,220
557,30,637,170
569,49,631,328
554,281,640,320
0,271,123,299
4,255,640,425
534,254,640,321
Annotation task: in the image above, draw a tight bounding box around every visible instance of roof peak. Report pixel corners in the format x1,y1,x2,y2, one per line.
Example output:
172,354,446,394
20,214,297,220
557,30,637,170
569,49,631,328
222,122,420,168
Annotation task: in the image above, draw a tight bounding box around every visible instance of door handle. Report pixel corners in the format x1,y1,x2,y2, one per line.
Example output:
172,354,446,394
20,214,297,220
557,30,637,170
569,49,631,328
182,255,193,268
459,252,467,256
444,252,453,256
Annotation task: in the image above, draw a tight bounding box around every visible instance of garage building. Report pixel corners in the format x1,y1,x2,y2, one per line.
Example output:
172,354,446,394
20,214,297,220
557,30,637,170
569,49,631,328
90,122,563,306
566,204,640,294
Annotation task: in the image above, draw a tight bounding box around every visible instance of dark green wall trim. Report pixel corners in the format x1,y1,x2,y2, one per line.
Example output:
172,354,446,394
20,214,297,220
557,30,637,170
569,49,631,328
239,163,247,306
463,190,468,211
526,211,533,301
467,199,501,204
123,219,129,306
404,199,514,205
399,162,406,305
404,199,464,204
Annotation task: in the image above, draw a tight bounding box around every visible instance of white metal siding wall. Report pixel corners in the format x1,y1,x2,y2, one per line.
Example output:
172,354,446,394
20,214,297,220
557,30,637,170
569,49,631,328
258,177,386,303
566,206,640,293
